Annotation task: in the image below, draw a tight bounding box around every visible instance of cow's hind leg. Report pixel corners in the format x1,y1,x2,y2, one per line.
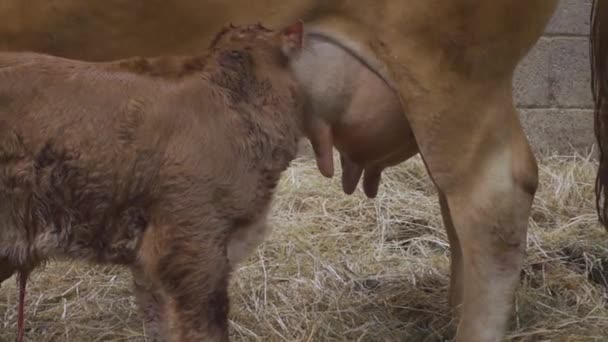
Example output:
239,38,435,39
404,85,537,341
448,144,535,342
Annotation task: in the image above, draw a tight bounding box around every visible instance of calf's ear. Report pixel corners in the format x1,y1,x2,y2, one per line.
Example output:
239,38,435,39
280,20,304,55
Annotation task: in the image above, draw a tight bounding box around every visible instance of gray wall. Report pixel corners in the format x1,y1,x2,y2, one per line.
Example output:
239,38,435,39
515,0,596,156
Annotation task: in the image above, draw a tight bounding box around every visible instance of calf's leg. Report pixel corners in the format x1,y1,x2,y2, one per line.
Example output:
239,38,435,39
162,244,230,342
131,266,167,342
0,257,16,286
140,223,231,342
227,215,270,267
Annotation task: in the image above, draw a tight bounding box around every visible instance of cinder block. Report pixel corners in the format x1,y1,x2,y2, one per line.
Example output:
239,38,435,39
519,108,595,156
545,0,592,36
513,38,551,107
548,37,593,108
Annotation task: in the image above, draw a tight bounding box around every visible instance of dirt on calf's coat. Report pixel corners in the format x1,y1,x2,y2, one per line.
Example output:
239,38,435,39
0,22,305,341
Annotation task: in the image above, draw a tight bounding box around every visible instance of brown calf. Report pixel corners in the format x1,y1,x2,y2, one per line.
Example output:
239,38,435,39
0,22,305,341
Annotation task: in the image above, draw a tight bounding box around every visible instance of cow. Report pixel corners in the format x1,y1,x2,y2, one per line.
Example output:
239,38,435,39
0,22,309,341
1,1,606,341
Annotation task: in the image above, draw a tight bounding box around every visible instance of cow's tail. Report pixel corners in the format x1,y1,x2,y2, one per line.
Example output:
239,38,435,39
590,0,608,231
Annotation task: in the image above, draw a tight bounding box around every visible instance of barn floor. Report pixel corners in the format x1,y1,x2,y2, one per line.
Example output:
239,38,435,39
1,151,607,342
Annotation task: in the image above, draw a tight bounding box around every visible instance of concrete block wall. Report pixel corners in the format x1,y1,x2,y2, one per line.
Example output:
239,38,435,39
515,0,596,156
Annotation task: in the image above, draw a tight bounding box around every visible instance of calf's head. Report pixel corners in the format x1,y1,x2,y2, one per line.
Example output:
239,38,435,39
206,21,337,167
208,21,304,80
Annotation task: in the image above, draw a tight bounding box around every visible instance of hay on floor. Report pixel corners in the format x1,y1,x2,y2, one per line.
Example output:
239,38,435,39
1,152,607,341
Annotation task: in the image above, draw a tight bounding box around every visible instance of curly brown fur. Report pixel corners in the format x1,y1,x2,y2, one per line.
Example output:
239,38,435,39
0,23,305,341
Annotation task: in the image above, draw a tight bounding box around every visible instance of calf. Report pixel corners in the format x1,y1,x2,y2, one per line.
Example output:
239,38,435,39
0,22,305,341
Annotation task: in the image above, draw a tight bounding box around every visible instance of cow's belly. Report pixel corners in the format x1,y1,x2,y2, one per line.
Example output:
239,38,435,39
0,1,555,64
0,0,314,60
